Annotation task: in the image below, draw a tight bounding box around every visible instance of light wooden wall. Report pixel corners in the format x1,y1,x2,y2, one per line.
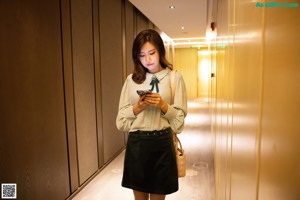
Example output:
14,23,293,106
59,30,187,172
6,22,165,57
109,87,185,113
174,48,210,99
211,0,300,199
174,48,199,99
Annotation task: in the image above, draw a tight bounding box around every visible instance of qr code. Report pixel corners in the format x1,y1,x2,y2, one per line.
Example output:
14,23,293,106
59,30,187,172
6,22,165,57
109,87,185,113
1,183,17,199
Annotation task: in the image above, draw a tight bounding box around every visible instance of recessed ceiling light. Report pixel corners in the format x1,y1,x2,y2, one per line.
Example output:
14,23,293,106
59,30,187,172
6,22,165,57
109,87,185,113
169,5,175,9
181,26,185,30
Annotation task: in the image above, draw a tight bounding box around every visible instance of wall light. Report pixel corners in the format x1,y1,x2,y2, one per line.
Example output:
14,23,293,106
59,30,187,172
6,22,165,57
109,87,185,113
205,28,217,41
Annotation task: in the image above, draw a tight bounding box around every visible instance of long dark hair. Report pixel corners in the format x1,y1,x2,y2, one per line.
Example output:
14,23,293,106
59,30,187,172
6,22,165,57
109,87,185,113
132,29,173,84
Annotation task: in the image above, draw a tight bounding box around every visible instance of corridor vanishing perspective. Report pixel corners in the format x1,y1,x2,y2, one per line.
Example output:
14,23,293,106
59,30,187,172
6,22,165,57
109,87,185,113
1,0,300,199
72,98,215,200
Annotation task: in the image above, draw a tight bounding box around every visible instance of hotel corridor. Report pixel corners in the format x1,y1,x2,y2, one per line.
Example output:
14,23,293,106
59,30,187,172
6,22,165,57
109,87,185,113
1,0,299,199
72,98,215,200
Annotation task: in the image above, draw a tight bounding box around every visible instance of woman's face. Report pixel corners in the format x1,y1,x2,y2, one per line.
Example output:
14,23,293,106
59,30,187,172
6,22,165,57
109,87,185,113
139,42,162,74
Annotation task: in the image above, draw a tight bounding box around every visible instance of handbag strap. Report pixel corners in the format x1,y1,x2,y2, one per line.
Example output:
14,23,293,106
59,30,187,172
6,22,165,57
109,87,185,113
175,134,184,155
170,69,184,153
170,70,176,104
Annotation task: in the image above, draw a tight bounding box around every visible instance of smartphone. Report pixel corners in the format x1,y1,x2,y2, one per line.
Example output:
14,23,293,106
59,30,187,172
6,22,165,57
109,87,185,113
136,90,152,96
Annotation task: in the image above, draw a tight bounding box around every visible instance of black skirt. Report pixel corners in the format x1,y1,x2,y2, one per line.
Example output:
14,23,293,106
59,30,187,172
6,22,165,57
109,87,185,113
121,128,178,195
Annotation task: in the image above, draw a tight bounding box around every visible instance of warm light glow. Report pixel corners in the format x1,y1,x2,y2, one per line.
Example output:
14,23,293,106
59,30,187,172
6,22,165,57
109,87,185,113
179,99,212,147
187,101,208,109
170,33,255,48
160,32,174,44
197,50,209,56
169,5,175,9
185,113,208,125
199,59,209,78
197,52,210,99
188,102,202,108
172,37,205,41
206,29,217,41
174,41,207,46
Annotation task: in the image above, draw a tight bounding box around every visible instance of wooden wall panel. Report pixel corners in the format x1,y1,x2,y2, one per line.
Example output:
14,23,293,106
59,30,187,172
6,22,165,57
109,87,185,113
259,4,300,200
136,10,150,34
174,48,198,99
213,0,264,199
99,0,126,163
125,0,135,76
60,0,79,193
0,0,158,198
70,0,99,184
211,1,232,199
92,0,105,168
212,0,300,200
229,1,263,199
0,0,70,199
124,4,154,77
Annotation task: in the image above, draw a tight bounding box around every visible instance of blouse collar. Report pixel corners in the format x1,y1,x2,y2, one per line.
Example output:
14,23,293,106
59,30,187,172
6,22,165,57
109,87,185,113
146,67,171,81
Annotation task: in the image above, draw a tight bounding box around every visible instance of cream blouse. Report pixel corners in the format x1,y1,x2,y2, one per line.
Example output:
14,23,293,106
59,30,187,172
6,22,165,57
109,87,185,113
116,68,187,134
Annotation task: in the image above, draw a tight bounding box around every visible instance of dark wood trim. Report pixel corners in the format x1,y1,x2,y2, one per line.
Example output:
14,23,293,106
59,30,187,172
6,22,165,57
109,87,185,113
122,0,127,81
60,0,80,193
93,0,105,168
65,147,125,200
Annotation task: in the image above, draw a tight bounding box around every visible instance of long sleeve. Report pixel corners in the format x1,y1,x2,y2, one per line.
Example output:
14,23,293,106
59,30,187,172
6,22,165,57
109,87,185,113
116,76,136,132
116,68,187,133
162,71,187,134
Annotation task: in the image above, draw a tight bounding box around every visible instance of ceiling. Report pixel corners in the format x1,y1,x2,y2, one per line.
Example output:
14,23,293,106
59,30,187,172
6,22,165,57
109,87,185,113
129,0,210,47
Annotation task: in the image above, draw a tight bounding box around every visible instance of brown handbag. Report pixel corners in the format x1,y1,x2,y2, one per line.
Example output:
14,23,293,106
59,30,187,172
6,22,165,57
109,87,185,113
170,70,186,178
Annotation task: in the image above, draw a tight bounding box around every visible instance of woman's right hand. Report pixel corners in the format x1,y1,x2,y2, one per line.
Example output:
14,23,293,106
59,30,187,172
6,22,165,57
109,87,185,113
133,95,150,115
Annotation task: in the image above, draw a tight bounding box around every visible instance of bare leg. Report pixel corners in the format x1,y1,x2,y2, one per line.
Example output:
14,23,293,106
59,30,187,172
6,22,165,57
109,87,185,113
133,190,149,200
150,194,166,200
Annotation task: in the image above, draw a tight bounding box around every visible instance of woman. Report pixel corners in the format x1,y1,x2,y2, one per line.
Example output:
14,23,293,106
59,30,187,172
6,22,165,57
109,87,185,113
116,29,187,200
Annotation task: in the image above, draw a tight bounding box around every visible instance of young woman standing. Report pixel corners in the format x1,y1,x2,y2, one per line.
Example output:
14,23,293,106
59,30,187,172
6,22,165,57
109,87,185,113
116,29,187,200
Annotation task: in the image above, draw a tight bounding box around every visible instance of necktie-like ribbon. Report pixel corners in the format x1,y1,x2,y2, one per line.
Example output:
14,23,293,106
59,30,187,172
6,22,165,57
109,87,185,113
150,75,160,92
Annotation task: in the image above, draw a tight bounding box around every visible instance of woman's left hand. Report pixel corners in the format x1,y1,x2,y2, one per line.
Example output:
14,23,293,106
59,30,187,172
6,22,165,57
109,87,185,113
143,93,168,113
